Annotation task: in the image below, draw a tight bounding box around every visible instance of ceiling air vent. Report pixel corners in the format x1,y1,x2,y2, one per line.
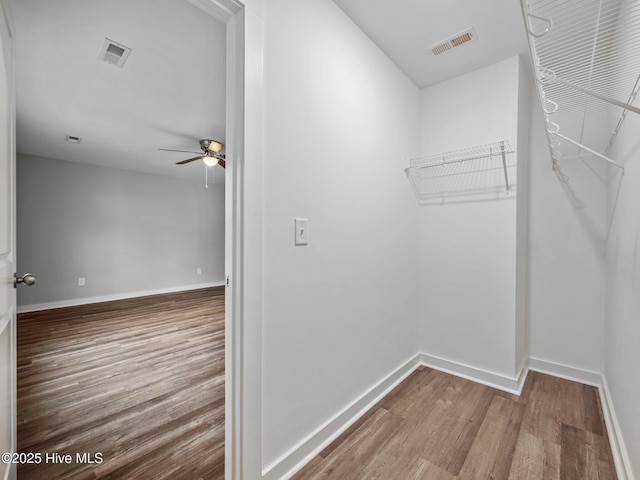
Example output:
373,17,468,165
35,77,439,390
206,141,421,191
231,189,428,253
429,27,478,56
98,38,132,68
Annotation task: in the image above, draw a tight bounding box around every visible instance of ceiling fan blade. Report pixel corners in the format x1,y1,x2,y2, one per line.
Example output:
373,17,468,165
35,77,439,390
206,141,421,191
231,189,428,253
159,148,203,154
176,156,203,165
218,159,226,168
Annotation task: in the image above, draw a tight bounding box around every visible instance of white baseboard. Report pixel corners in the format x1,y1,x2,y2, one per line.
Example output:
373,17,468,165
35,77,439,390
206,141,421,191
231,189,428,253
262,354,422,480
600,375,634,480
16,281,226,314
263,354,634,480
262,352,525,480
526,357,602,387
521,357,633,480
418,352,526,394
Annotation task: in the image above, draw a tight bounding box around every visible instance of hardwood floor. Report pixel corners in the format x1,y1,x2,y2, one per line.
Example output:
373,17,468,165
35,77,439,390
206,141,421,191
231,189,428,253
18,291,618,480
293,366,617,480
17,287,225,480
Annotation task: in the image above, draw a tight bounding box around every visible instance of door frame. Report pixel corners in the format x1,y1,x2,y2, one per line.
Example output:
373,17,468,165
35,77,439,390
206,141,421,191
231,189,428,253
188,0,264,478
0,0,16,478
4,0,264,477
2,0,264,477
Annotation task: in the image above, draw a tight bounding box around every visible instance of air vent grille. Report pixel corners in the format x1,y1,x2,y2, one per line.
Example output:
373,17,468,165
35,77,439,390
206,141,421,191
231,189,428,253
430,28,478,56
106,43,125,59
451,32,473,47
431,43,452,56
98,38,132,68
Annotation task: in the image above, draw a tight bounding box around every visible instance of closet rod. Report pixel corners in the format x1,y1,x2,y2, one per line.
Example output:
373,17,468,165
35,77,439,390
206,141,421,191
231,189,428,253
551,132,624,171
538,69,640,115
413,149,509,169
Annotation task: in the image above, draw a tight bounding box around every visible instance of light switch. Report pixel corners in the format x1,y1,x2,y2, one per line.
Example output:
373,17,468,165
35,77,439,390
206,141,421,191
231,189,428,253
295,218,308,245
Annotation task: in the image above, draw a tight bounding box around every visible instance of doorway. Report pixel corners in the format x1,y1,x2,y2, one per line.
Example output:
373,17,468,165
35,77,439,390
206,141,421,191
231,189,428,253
6,0,246,478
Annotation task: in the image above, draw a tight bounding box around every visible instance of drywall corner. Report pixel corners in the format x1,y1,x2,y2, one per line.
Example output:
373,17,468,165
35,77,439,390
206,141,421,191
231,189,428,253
515,54,531,374
262,354,422,480
417,56,520,378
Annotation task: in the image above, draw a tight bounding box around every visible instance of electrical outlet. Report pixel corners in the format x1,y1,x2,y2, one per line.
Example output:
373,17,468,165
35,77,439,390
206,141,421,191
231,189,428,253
78,277,86,286
196,268,202,275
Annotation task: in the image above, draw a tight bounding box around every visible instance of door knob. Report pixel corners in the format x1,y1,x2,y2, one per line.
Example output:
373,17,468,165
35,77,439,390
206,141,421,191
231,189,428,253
14,273,36,288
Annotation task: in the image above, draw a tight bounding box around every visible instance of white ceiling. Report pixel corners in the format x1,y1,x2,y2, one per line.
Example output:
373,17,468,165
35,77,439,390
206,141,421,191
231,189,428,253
13,1,530,185
332,0,530,88
12,0,227,184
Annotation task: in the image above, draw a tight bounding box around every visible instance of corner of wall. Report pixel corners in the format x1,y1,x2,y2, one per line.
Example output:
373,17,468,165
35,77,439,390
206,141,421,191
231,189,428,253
600,374,637,480
527,357,634,480
262,355,422,480
515,54,532,372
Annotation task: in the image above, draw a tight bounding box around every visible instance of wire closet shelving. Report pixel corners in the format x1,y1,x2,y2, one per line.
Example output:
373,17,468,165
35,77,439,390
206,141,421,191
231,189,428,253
521,0,640,174
405,141,516,205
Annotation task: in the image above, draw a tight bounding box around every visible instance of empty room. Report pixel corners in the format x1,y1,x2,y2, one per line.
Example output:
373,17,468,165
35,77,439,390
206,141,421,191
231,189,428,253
1,0,639,480
6,0,229,478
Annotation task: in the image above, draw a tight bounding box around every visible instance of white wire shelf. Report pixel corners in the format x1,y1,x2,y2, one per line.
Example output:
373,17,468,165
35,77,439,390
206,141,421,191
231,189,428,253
405,141,516,205
521,0,640,173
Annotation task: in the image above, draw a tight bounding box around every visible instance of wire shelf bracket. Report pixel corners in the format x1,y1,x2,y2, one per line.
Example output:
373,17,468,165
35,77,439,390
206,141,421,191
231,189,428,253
521,0,640,174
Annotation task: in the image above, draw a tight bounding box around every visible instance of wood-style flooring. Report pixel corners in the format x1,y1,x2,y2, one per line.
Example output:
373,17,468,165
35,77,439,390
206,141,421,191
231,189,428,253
17,287,225,480
18,290,617,480
294,366,617,480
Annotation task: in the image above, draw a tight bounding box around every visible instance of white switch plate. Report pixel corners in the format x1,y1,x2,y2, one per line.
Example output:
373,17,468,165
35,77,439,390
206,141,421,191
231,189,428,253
78,277,86,286
295,218,308,245
196,268,202,275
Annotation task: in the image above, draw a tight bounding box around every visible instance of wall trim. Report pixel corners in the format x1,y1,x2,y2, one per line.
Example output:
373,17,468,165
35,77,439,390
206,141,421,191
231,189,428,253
187,0,242,23
264,354,634,480
525,357,632,480
262,354,422,480
16,281,225,314
418,352,526,394
525,357,602,387
599,375,634,480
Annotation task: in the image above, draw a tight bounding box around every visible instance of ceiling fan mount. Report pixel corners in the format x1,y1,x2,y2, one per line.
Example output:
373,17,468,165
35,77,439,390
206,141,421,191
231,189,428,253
159,139,226,168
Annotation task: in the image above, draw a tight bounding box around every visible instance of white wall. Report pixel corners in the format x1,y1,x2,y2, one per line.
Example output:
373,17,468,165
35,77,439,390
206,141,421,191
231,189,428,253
526,85,606,374
16,154,225,309
261,0,420,469
246,1,634,476
417,57,521,378
605,96,640,477
602,18,640,475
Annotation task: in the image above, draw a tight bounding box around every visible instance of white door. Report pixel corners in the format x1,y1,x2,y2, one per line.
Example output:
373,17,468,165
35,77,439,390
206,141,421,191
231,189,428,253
0,1,16,479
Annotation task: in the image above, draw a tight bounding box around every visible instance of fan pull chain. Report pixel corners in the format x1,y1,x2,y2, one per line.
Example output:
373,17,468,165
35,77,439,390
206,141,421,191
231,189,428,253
204,164,216,189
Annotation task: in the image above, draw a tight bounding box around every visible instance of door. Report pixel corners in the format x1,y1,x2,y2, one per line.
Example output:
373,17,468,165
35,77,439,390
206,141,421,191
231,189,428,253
0,1,16,479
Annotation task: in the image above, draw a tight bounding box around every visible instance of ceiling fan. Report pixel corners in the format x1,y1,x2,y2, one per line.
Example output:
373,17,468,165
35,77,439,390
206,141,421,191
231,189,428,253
159,139,226,168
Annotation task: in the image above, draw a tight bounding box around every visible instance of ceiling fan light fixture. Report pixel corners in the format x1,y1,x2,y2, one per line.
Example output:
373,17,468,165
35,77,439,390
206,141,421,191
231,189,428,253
207,140,223,153
202,155,218,167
